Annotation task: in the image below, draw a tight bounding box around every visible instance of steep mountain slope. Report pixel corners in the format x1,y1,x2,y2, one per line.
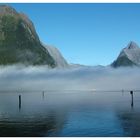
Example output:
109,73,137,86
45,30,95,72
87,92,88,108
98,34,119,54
0,5,56,67
111,41,140,67
44,44,69,68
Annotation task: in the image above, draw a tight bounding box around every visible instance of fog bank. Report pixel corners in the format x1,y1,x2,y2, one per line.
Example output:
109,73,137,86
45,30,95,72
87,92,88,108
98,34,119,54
0,65,140,91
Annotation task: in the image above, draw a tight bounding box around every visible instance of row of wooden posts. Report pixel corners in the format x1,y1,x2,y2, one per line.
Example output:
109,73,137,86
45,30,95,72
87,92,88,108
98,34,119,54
18,90,134,110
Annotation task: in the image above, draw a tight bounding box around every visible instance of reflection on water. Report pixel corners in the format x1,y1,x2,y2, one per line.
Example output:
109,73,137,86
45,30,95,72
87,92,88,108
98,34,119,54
0,91,140,137
117,110,140,137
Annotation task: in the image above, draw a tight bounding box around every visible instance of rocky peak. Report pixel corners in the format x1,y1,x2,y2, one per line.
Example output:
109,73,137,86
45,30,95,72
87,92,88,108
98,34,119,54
126,41,139,50
111,41,140,68
0,5,56,67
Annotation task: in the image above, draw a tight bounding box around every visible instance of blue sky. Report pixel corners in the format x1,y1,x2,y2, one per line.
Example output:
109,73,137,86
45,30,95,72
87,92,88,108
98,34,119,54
4,3,140,66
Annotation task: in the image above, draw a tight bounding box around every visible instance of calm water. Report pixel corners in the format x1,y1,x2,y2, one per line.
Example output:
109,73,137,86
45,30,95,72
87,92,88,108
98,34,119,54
0,90,140,137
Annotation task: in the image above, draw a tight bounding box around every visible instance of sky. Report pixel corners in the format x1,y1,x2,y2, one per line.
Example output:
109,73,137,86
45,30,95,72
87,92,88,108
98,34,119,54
3,3,140,66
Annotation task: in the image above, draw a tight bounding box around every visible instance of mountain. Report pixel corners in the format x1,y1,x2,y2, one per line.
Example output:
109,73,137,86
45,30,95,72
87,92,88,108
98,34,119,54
0,5,56,67
43,44,69,68
111,41,140,67
69,63,89,68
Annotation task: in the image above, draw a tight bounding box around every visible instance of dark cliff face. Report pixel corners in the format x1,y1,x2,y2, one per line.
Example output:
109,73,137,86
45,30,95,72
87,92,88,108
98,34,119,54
0,5,56,67
111,41,140,68
111,56,135,68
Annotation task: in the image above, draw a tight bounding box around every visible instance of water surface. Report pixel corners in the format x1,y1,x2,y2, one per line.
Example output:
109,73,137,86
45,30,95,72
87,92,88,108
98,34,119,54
0,91,139,137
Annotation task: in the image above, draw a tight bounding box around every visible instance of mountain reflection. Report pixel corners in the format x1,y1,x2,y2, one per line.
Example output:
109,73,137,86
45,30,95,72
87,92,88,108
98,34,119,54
117,109,140,137
0,110,66,137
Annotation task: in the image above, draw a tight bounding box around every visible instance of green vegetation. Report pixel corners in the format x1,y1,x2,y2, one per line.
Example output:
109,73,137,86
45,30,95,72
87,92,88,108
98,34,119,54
0,13,56,67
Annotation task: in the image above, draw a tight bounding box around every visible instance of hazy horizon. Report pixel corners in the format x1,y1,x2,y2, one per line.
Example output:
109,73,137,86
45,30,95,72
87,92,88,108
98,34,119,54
0,65,139,91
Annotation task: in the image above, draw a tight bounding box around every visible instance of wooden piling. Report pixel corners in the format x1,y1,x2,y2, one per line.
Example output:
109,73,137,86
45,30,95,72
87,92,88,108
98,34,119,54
42,91,45,99
122,89,124,96
19,95,21,110
130,91,134,108
130,91,133,95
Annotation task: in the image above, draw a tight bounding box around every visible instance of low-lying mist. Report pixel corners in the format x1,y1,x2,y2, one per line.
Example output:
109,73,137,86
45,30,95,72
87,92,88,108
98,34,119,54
0,65,140,91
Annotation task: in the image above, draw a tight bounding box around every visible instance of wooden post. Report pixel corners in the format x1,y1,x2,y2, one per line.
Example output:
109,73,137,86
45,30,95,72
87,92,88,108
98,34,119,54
19,95,21,110
130,91,134,108
42,91,44,99
122,89,124,96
